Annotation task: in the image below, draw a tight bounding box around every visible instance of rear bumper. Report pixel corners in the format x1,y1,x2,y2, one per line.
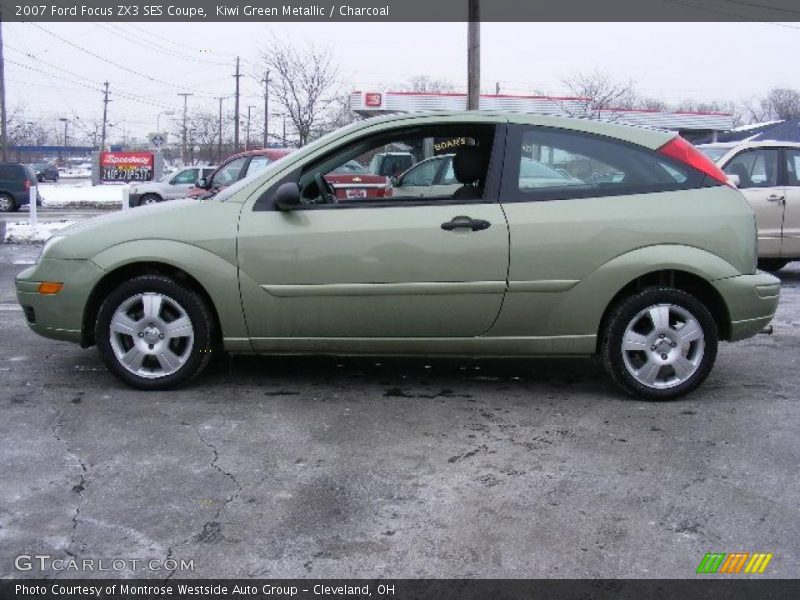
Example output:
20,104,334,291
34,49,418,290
713,271,781,341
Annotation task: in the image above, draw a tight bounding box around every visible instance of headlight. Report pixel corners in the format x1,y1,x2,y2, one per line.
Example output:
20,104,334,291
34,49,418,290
37,235,65,264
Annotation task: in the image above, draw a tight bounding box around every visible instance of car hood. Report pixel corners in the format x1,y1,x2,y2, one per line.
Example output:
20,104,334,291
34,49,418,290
45,198,240,261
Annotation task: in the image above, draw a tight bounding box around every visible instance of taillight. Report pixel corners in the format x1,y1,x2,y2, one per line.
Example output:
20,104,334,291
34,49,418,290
657,136,730,186
24,179,31,191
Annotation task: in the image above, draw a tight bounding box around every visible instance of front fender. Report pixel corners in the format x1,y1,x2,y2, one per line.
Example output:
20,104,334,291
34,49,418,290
90,239,250,348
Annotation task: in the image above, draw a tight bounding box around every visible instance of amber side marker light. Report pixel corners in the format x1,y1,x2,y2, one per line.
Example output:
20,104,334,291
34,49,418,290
38,282,63,295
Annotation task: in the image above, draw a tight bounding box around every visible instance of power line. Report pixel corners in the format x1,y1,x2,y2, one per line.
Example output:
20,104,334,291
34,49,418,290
26,22,214,97
95,23,229,67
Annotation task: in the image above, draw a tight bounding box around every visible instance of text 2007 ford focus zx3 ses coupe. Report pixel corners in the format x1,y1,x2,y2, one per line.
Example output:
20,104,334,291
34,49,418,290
16,112,780,400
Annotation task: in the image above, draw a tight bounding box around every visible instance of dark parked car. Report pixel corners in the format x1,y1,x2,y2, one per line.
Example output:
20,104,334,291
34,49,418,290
0,163,40,212
31,162,59,182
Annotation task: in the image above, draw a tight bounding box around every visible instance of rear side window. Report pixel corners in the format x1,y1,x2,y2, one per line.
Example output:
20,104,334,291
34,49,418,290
503,126,704,202
0,165,23,180
785,149,800,187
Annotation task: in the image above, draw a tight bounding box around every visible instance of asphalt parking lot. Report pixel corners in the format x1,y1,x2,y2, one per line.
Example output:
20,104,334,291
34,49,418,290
1,243,798,580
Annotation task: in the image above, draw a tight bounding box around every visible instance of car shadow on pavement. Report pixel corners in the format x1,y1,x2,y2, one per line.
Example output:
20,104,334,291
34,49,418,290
200,353,617,399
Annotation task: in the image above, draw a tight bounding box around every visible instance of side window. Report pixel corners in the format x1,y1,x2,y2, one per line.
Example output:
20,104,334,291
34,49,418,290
245,156,271,177
401,159,438,187
723,149,779,189
784,149,800,187
170,169,198,185
211,157,248,187
294,124,496,206
506,126,700,201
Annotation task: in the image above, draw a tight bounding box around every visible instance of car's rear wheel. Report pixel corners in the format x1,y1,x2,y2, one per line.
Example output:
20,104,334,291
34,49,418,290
601,287,718,400
95,275,215,390
139,194,162,206
0,193,18,212
758,258,789,273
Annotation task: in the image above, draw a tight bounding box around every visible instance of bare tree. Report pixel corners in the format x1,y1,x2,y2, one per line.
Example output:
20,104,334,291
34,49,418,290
402,75,454,94
746,87,800,122
561,70,638,119
185,108,232,163
261,38,339,146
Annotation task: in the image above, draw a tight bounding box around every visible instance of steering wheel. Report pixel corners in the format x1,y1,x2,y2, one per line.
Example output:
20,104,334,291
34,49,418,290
315,173,336,204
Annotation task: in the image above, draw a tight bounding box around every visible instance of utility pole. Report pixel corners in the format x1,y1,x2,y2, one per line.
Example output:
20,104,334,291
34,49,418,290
262,70,269,148
0,15,7,161
59,117,68,162
216,96,224,163
233,57,241,152
246,105,255,151
467,0,481,110
177,93,193,164
100,81,110,151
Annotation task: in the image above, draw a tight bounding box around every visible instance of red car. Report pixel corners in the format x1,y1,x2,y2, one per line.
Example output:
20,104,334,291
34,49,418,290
325,160,389,199
186,148,293,199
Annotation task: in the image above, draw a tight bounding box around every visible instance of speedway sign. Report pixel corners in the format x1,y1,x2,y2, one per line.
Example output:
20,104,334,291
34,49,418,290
100,152,154,182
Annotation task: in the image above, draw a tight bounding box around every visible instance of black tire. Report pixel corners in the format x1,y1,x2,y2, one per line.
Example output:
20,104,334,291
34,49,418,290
0,193,18,212
139,194,162,206
95,275,216,390
601,287,718,400
758,258,789,273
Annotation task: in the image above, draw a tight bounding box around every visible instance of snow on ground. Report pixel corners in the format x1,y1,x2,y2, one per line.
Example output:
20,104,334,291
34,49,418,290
3,221,76,244
40,180,128,208
59,168,93,179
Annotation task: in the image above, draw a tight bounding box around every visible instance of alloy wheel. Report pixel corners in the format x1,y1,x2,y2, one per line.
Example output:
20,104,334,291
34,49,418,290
108,292,194,379
620,303,705,390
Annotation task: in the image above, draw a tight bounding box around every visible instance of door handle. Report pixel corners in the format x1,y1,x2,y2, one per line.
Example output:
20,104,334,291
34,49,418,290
767,194,785,202
441,216,491,232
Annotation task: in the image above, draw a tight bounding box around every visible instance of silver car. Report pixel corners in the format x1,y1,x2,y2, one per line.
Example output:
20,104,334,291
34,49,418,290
128,166,217,207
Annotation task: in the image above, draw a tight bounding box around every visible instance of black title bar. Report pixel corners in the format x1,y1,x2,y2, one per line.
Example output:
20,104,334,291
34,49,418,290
3,579,800,600
2,0,800,22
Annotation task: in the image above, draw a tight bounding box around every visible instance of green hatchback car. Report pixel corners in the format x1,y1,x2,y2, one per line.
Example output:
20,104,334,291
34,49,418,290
16,112,780,399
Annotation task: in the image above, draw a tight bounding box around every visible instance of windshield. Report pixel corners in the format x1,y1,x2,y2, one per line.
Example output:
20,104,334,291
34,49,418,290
697,146,730,163
211,154,289,202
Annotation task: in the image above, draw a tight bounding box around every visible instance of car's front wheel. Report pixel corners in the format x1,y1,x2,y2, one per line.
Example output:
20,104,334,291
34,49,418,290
95,275,216,390
139,194,162,206
0,193,18,212
601,287,718,400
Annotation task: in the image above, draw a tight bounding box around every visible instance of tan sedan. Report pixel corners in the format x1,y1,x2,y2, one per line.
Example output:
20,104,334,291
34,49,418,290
698,141,800,272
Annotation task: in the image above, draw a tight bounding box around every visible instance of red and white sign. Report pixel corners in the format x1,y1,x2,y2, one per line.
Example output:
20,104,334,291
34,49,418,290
364,92,383,107
100,152,154,182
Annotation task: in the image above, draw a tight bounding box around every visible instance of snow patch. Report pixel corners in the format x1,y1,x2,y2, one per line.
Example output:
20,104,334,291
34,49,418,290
40,181,128,209
3,220,76,244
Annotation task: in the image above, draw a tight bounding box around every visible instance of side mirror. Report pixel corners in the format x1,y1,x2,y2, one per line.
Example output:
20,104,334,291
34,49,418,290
726,174,740,188
274,182,302,211
389,175,398,187
195,177,208,188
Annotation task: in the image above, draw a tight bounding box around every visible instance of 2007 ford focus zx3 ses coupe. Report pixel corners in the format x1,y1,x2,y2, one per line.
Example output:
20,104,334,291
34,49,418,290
16,112,780,400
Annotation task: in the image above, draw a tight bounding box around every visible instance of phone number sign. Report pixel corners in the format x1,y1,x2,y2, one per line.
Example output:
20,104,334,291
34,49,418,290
100,152,154,182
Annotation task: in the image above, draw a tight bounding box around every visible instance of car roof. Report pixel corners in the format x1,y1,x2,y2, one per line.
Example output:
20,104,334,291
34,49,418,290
338,111,674,150
697,140,800,150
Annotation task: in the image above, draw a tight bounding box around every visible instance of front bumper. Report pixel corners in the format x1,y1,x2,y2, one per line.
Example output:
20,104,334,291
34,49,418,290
713,271,781,341
15,258,105,344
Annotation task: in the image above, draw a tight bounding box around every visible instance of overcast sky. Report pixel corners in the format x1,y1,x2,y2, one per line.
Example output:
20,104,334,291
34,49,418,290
3,21,799,142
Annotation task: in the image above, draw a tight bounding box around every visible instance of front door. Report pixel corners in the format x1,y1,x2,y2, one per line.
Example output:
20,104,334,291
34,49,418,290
722,148,784,257
236,123,509,345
